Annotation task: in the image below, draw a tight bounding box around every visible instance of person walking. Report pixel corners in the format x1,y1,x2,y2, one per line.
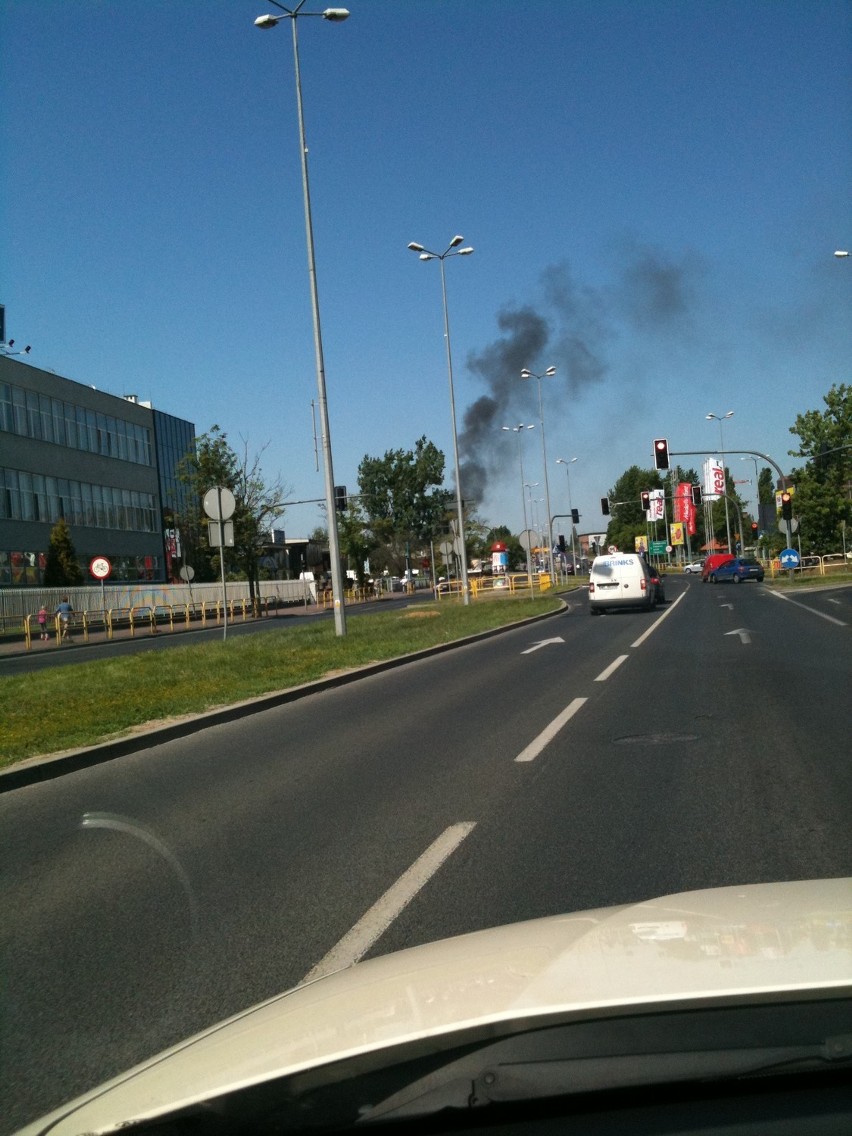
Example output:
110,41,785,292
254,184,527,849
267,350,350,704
55,596,74,642
37,605,49,641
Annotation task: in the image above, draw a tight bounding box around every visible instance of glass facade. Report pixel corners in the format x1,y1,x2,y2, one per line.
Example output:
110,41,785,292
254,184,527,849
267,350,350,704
0,380,153,465
152,409,196,520
0,466,158,531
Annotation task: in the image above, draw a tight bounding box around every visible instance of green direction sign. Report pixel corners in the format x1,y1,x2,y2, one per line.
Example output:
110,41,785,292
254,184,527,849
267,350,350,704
649,540,667,555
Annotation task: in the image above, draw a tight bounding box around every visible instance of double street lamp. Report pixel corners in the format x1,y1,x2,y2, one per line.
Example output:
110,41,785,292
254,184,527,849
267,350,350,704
520,366,556,581
502,423,535,578
255,3,349,636
706,410,734,554
407,236,474,603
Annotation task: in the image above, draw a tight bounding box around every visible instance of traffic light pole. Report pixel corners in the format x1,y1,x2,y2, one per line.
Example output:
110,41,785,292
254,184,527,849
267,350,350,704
668,448,794,555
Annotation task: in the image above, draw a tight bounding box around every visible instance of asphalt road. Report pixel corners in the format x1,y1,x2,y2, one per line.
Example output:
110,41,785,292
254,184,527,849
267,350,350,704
2,577,850,1131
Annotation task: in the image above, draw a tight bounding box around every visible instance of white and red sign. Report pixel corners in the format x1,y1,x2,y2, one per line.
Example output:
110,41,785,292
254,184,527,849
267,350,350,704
649,488,665,521
89,556,111,580
674,482,697,536
703,458,726,502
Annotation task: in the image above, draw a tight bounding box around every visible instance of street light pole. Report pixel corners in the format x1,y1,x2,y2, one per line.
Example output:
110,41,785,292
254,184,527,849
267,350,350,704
255,3,350,635
706,411,734,554
556,457,578,576
520,366,557,583
502,424,535,578
407,236,474,604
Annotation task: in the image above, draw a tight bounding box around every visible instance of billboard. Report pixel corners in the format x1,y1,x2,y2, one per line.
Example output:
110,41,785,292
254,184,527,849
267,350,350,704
673,482,697,536
703,458,725,502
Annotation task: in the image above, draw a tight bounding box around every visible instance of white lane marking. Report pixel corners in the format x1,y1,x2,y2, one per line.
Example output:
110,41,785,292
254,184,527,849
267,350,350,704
766,589,848,627
301,822,476,983
514,697,588,763
594,654,629,682
630,590,687,648
521,636,565,655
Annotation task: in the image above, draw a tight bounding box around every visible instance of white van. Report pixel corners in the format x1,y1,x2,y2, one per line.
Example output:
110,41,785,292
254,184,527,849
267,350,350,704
588,553,656,615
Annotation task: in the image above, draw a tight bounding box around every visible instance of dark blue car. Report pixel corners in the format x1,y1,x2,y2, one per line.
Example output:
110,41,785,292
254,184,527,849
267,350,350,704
709,557,765,584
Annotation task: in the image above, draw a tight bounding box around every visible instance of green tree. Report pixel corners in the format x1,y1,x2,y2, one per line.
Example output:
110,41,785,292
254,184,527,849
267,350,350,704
605,466,664,552
175,426,289,600
336,503,379,586
43,517,83,587
788,383,852,552
357,436,454,574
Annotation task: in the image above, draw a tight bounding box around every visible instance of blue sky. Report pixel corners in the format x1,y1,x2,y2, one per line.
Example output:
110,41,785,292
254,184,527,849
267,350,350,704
2,0,850,538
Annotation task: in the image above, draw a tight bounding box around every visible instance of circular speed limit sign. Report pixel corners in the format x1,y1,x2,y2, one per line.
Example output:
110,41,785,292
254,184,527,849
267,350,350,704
89,556,112,580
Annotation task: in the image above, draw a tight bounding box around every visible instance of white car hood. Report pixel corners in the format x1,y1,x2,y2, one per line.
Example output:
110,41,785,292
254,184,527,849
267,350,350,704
18,877,852,1135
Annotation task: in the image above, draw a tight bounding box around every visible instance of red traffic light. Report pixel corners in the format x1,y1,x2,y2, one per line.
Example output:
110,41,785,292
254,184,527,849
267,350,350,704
640,490,651,511
780,491,793,520
653,438,670,470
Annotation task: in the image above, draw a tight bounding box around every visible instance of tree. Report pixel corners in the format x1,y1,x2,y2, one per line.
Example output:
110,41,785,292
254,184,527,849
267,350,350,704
43,518,83,587
174,426,290,601
788,384,852,552
605,466,664,552
357,436,454,575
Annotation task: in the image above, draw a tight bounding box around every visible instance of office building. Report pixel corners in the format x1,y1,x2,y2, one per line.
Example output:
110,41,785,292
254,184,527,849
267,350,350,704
0,355,195,586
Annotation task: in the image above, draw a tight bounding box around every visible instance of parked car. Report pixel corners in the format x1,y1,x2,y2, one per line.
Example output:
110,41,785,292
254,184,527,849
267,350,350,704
709,557,765,584
701,553,736,582
683,559,704,573
648,565,666,603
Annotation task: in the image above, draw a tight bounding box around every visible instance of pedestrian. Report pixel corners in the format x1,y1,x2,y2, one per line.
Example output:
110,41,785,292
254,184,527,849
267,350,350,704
37,605,49,641
55,596,74,642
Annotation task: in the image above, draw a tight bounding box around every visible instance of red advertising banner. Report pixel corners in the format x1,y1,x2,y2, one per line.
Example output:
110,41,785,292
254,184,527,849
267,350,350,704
675,482,697,536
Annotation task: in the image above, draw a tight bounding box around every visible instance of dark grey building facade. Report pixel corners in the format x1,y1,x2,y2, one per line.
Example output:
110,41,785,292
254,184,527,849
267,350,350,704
0,355,195,586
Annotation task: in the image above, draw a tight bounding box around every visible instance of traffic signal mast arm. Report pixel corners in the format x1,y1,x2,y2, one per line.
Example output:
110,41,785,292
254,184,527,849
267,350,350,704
663,446,794,549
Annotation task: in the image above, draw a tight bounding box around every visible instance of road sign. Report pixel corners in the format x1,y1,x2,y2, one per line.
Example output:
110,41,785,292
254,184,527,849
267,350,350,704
89,556,111,580
203,486,236,521
649,540,667,555
779,548,800,569
208,520,235,548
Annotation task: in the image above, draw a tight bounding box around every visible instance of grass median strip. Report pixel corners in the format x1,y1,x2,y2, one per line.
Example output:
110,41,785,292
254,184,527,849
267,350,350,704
0,597,561,769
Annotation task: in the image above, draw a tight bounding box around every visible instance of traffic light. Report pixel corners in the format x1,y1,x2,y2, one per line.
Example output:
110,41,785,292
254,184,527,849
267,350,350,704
751,521,759,536
600,497,610,515
780,491,792,520
558,534,566,553
334,484,347,512
640,490,651,511
691,484,702,507
653,438,670,470
571,508,579,524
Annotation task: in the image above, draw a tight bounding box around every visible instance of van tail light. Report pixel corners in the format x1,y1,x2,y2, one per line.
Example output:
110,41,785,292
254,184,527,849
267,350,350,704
589,582,595,594
640,579,647,591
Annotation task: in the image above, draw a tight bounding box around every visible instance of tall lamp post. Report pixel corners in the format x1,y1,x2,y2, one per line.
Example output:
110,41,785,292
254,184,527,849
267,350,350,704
706,411,734,554
255,2,349,637
407,235,474,604
556,457,578,575
502,424,535,578
520,366,556,582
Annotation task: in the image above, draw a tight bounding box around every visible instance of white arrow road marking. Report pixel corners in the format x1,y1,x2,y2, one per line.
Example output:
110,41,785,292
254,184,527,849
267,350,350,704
721,603,734,609
725,628,752,644
522,636,565,654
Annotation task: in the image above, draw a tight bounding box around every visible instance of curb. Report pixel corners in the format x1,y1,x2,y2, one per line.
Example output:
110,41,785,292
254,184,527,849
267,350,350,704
0,601,570,793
